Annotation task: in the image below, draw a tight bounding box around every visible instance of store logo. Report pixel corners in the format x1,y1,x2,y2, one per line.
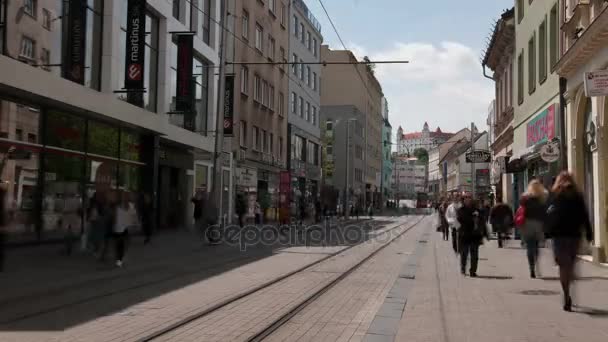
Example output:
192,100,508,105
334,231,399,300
128,64,142,81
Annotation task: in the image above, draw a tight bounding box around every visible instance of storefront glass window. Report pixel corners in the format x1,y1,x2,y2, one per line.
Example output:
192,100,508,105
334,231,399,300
88,121,119,157
2,0,102,90
0,99,41,241
120,130,142,162
194,56,210,134
45,110,85,151
86,157,117,196
196,164,208,188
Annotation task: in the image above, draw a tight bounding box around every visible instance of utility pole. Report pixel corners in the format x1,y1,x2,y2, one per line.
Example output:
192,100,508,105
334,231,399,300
211,0,228,227
470,122,476,199
345,120,350,220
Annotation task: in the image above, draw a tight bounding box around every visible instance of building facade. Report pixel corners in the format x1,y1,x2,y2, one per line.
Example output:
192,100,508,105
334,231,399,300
0,0,227,242
555,0,608,262
320,46,384,208
391,157,426,200
381,97,392,205
441,132,490,196
510,0,562,209
287,0,323,212
482,7,515,206
227,0,289,220
396,123,454,156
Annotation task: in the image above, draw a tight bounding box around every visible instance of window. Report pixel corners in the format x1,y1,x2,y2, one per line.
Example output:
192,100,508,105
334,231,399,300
42,9,51,30
300,23,305,43
269,86,275,111
19,37,35,60
242,10,249,39
279,92,285,116
313,143,319,165
172,0,179,19
291,92,297,113
241,66,249,94
313,72,317,90
15,129,23,141
255,23,263,51
240,121,247,147
313,38,318,57
40,48,50,71
269,0,276,13
306,102,311,121
292,54,298,75
539,18,547,83
307,31,311,50
262,130,268,153
281,3,287,27
517,0,524,23
279,136,284,160
24,0,36,17
254,74,261,102
280,47,286,71
550,3,558,69
528,33,536,94
293,15,298,36
299,96,304,117
518,50,524,104
262,80,268,107
202,0,211,44
312,106,317,125
306,66,311,86
27,133,37,143
299,59,304,80
270,133,274,155
268,36,275,60
253,126,260,150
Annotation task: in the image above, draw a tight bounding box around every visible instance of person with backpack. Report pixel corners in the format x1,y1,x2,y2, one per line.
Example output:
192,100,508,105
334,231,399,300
545,172,593,311
514,180,547,278
490,199,513,248
456,195,488,277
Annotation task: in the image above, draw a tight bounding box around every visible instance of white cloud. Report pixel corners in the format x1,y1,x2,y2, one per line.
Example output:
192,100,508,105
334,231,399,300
347,41,493,135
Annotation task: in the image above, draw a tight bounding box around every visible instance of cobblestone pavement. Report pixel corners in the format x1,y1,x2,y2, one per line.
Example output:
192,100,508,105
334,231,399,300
395,232,608,342
0,216,410,342
263,217,430,342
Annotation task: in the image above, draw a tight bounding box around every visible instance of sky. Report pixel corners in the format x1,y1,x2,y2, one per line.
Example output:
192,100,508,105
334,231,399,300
305,0,514,136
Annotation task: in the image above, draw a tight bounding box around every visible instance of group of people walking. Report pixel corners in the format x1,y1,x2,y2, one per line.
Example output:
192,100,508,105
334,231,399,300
435,171,593,312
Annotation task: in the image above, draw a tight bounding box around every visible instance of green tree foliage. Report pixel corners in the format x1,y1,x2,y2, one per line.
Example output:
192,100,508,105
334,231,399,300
413,148,429,164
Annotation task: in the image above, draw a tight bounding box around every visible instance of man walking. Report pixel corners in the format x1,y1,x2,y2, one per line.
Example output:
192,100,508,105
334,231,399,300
457,195,487,277
445,197,461,254
490,199,513,248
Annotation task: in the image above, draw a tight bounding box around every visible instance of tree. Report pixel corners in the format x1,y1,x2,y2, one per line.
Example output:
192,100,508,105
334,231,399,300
363,56,375,75
413,148,429,164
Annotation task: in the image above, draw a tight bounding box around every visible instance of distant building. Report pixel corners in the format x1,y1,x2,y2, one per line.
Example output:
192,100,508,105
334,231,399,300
391,156,427,200
381,97,393,205
396,123,454,156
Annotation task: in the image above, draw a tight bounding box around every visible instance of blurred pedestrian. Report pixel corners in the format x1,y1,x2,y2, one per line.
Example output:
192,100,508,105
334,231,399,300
235,193,247,227
546,172,593,311
192,187,205,232
140,193,154,244
516,180,547,278
490,199,513,248
446,197,461,254
457,195,487,277
438,201,449,241
114,192,137,267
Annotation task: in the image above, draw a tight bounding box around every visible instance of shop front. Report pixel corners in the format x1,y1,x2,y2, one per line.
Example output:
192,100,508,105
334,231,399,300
510,103,561,208
0,97,155,244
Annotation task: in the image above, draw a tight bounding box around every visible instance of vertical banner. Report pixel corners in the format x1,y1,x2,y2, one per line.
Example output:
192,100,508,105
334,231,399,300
176,34,194,130
223,75,235,136
125,0,146,107
65,0,87,84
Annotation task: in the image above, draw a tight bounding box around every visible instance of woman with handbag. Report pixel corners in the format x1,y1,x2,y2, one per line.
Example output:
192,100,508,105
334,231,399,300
515,180,547,278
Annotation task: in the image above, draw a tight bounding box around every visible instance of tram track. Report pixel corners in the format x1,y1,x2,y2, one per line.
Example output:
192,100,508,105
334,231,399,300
141,215,428,342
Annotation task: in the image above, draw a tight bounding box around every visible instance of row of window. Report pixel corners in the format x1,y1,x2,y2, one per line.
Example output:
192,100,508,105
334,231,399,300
172,0,212,45
239,120,284,159
290,92,318,126
291,54,319,91
240,66,285,116
354,169,363,183
292,135,320,165
292,15,319,57
516,3,559,105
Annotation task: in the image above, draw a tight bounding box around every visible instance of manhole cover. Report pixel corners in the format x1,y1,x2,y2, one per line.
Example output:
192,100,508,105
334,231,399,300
519,289,560,296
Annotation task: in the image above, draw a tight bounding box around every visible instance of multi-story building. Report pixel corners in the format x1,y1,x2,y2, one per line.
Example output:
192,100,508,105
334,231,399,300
396,123,454,156
321,105,367,212
227,0,289,219
428,128,471,199
391,157,426,200
440,132,490,196
556,0,608,262
482,7,515,206
0,0,225,242
320,46,384,208
381,97,392,206
510,0,562,207
287,0,323,210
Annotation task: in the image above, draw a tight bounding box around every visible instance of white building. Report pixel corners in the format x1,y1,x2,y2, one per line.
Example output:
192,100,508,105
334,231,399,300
391,157,427,199
396,122,454,156
441,132,491,196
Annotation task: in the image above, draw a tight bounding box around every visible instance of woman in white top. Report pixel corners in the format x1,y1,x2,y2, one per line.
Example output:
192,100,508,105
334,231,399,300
114,192,138,267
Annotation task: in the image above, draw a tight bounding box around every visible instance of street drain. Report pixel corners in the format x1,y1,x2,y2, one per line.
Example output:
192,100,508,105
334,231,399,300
519,289,560,296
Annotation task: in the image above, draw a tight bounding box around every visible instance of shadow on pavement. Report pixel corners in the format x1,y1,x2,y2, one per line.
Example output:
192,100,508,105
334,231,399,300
574,306,608,317
540,276,608,281
0,217,402,332
473,275,514,280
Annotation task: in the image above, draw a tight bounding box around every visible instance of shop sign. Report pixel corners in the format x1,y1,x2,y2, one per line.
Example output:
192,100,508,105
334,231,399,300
236,167,257,188
584,70,608,97
176,34,195,130
476,169,490,187
65,0,87,84
124,0,147,106
526,104,556,147
540,141,560,163
224,75,235,136
465,150,491,163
